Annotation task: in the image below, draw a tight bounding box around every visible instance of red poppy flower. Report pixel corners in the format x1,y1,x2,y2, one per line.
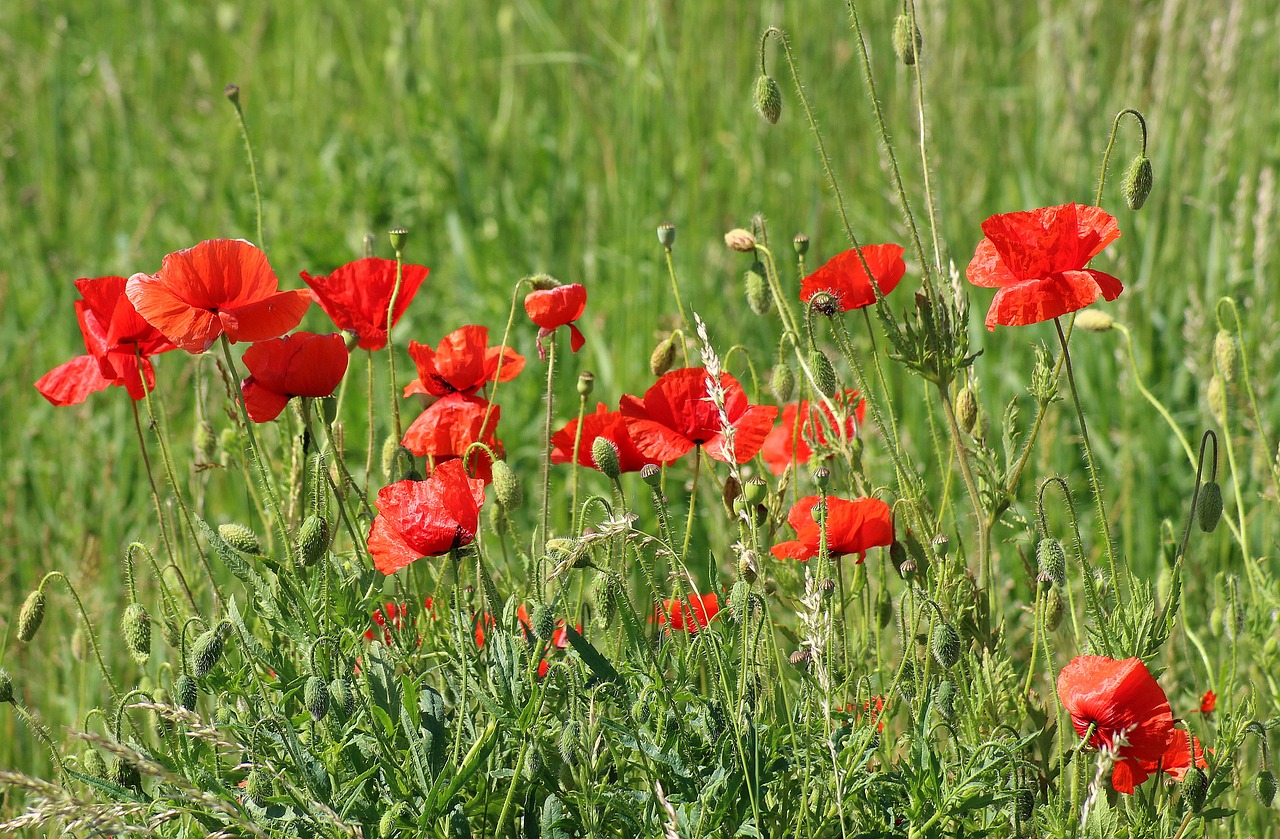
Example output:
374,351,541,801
473,612,496,648
401,393,503,482
800,244,907,311
1057,656,1175,786
652,592,721,633
367,459,487,574
300,257,430,351
1198,690,1216,714
762,391,866,476
126,239,310,353
36,276,176,405
966,203,1122,331
771,495,894,562
1111,729,1208,794
404,325,525,398
524,283,587,357
620,367,778,464
239,332,349,422
550,403,652,474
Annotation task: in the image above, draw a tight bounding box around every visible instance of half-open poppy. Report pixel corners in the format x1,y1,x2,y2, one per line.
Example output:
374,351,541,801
524,282,587,357
771,495,894,562
367,459,486,575
126,239,311,353
967,203,1122,330
800,244,906,311
301,257,430,351
240,332,349,422
652,592,720,633
550,403,652,474
404,324,524,398
761,391,866,476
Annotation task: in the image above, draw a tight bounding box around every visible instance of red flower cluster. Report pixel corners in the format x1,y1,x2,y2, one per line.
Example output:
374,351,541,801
404,325,524,398
1057,656,1207,794
652,592,720,633
550,403,652,474
967,203,1122,330
301,257,430,351
771,496,894,562
761,391,865,476
367,459,487,575
401,394,503,482
525,282,587,358
37,276,176,405
240,332,349,422
800,244,906,311
364,599,436,645
126,239,310,353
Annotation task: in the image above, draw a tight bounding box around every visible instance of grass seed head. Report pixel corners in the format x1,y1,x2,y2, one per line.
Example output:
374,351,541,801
753,74,782,124
122,603,151,666
17,588,46,643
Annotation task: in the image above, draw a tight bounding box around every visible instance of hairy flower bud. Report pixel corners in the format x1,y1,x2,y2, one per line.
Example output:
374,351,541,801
657,221,676,250
379,805,402,839
877,587,894,629
122,603,151,666
175,673,198,711
745,261,770,315
305,675,330,721
1036,538,1067,586
1014,787,1035,823
931,622,961,670
753,74,782,124
808,349,838,399
529,273,560,291
0,669,13,704
18,588,46,643
381,434,401,481
242,765,270,806
1044,586,1065,631
589,437,621,480
650,334,677,377
955,386,978,434
892,13,922,65
1122,154,1153,211
559,719,581,764
530,603,557,642
329,677,356,718
1182,766,1208,812
112,755,142,792
770,361,796,403
935,679,956,719
191,624,227,679
1208,374,1227,424
738,550,759,584
1256,769,1277,807
298,515,330,567
1074,309,1115,332
1214,329,1240,383
724,228,757,252
82,748,107,779
218,523,261,555
729,580,751,623
1197,481,1223,533
491,460,522,509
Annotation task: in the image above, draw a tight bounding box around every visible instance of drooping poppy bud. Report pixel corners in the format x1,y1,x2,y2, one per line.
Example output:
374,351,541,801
935,680,956,719
724,228,757,252
329,677,356,718
82,748,107,779
955,386,978,434
745,261,770,315
931,622,961,670
650,334,678,377
753,74,782,124
770,361,796,403
305,675,330,721
1182,766,1208,812
122,603,152,666
219,523,262,555
591,437,622,479
1256,769,1277,807
1214,330,1240,383
1197,481,1223,533
247,765,273,807
1037,538,1067,586
1075,309,1116,332
892,13,922,65
191,624,228,679
297,515,330,566
175,673,198,711
491,460,522,509
808,349,838,398
1122,154,1153,211
18,588,46,643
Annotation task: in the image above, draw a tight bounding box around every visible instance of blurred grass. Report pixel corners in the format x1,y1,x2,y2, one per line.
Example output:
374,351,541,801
2,0,1278,787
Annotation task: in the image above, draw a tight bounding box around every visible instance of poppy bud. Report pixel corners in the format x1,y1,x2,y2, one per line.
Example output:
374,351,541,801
650,334,677,377
218,523,261,555
899,658,917,701
770,361,796,403
448,804,473,839
305,675,330,721
753,74,782,124
191,624,227,679
559,719,581,764
298,515,330,567
175,673,198,711
122,603,151,666
329,677,356,718
380,804,406,838
743,477,768,506
530,603,557,642
247,765,272,807
641,463,662,487
529,273,560,291
1182,766,1208,812
729,580,751,622
18,588,46,643
789,648,812,668
1256,769,1277,807
215,693,235,725
0,669,13,704
1013,787,1035,823
380,434,401,481
1197,481,1223,533
657,221,676,250
577,371,595,397
808,349,838,398
892,13,922,65
1214,329,1240,383
82,748,107,779
745,261,771,315
1044,586,1065,631
877,587,894,629
738,550,759,583
793,233,810,256
1036,538,1067,586
388,226,408,253
724,228,757,252
955,386,978,435
589,437,621,480
224,83,240,104
1074,310,1115,332
1208,374,1227,424
935,679,956,719
112,755,142,792
931,622,961,670
1122,154,1153,211
491,460,523,509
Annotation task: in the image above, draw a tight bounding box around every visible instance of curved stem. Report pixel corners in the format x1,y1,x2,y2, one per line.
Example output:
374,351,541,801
570,391,588,535
938,386,991,607
1094,108,1148,207
680,448,703,562
1216,297,1280,491
39,571,120,705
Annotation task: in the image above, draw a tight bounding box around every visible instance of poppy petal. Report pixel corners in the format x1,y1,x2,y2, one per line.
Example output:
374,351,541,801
242,377,292,422
965,237,1020,289
568,324,586,353
35,355,113,406
127,272,223,352
219,289,311,344
1072,204,1122,265
368,514,425,575
703,404,777,462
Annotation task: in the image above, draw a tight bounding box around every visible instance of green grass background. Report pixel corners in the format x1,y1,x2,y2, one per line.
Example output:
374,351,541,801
2,0,1278,789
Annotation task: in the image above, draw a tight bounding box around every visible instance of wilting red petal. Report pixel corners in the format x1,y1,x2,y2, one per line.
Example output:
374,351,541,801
1199,690,1217,714
301,258,429,351
524,284,587,329
762,392,865,476
800,244,906,311
1057,656,1174,767
35,355,113,406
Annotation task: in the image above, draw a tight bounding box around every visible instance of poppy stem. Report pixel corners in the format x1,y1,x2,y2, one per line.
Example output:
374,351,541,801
365,349,376,493
129,397,186,607
1094,108,1148,207
570,390,588,536
905,0,944,275
538,336,558,593
1053,318,1121,597
663,246,691,333
680,447,702,562
226,87,265,249
386,247,406,441
937,385,991,609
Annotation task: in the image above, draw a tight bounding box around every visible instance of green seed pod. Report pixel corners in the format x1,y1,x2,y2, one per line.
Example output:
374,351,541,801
931,622,961,670
1044,587,1065,632
753,74,782,124
649,334,678,377
82,748,107,780
742,477,768,506
122,603,152,666
1208,374,1227,425
1197,481,1223,533
892,13,922,66
1121,154,1153,211
590,437,621,479
808,349,838,399
770,361,796,403
1256,769,1277,807
246,765,272,807
577,371,595,397
175,673,198,711
641,463,662,487
1074,309,1115,332
1182,766,1208,813
191,626,226,679
381,434,400,481
955,386,978,435
813,466,832,491
530,603,557,642
298,515,330,566
1214,329,1240,383
0,669,13,703
448,804,473,839
1036,538,1067,586
388,226,408,253
218,523,261,555
112,755,142,791
745,261,770,315
935,680,956,720
17,588,46,643
329,677,356,718
491,460,522,509
793,233,810,256
1014,787,1035,823
657,222,676,250
305,675,330,721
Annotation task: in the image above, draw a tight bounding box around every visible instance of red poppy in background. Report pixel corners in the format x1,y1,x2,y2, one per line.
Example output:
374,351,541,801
367,459,487,575
1111,729,1208,794
966,203,1122,331
404,325,525,398
762,391,866,476
620,367,777,464
364,600,435,645
800,244,906,311
473,612,496,648
239,332,349,422
771,495,894,562
36,276,176,405
1057,655,1175,790
401,393,502,481
126,239,310,353
653,592,720,633
1198,690,1217,714
550,403,652,474
301,257,430,351
524,282,587,357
